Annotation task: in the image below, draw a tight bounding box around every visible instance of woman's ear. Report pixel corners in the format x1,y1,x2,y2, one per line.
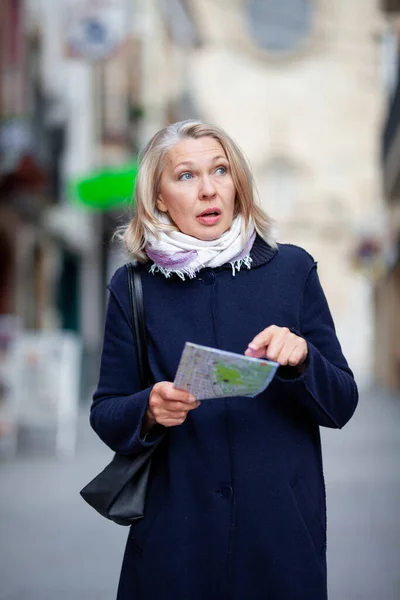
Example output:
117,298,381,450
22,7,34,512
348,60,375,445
156,196,168,213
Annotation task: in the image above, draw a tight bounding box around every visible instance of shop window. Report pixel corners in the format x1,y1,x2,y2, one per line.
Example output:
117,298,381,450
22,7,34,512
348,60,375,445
260,158,299,219
159,0,201,47
246,0,314,54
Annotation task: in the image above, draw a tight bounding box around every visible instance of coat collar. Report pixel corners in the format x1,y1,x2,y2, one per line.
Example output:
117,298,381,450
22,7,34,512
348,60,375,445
222,233,277,270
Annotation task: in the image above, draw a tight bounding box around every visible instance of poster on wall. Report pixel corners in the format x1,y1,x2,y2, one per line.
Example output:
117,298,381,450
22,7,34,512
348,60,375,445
64,0,128,61
8,331,82,458
0,316,22,452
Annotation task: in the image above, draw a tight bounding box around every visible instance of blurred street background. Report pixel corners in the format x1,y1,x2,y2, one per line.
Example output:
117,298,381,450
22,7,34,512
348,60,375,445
2,386,400,600
1,0,400,598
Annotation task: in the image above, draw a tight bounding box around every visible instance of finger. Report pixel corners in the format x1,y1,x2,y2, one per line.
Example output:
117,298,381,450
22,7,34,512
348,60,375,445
244,346,267,359
277,339,306,367
287,342,308,367
274,334,299,365
159,384,196,403
264,330,288,362
164,400,201,413
184,400,201,410
154,409,186,421
159,415,187,427
170,412,187,421
169,392,198,404
156,399,201,426
246,326,277,353
154,400,201,420
276,343,296,366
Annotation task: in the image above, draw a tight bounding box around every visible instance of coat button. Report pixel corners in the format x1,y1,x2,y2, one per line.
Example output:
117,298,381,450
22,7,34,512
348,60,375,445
198,269,215,285
220,485,233,499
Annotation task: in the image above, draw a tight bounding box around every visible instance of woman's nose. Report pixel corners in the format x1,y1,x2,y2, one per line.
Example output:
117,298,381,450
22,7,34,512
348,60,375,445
199,176,216,198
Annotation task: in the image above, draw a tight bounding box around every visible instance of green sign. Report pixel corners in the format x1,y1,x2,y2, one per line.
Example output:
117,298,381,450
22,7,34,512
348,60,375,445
68,161,138,210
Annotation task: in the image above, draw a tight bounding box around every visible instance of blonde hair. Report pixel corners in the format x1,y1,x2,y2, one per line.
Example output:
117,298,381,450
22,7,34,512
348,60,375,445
117,120,276,261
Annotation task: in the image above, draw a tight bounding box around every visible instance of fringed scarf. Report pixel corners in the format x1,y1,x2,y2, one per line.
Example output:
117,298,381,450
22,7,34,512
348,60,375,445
145,214,256,280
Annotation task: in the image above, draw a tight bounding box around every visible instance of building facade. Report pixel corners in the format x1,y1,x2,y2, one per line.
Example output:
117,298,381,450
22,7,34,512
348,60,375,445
20,0,151,398
0,0,58,331
140,0,386,388
2,1,386,397
376,0,400,388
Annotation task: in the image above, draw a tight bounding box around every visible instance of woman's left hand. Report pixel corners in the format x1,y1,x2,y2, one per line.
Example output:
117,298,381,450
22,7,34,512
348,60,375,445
245,325,308,370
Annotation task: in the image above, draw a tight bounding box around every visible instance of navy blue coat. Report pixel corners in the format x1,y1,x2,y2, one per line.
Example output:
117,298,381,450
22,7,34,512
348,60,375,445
91,238,358,600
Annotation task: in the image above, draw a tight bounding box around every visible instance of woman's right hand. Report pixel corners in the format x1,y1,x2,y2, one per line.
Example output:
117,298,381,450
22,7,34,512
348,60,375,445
145,382,200,430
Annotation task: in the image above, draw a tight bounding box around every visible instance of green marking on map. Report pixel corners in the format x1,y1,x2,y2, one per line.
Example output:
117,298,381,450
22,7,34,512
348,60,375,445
215,363,243,386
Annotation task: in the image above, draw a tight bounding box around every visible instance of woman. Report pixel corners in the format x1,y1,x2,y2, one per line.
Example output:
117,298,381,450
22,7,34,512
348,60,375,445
91,120,358,600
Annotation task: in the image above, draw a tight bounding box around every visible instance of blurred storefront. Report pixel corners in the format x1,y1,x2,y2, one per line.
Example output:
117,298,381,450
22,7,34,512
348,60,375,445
0,0,66,447
376,1,400,388
0,0,48,326
0,0,144,452
22,0,147,402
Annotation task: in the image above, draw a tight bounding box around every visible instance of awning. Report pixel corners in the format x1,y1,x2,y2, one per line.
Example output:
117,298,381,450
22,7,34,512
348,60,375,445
68,161,138,211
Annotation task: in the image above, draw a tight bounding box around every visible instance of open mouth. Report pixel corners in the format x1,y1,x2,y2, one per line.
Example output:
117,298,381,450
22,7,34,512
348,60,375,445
198,208,221,218
196,209,222,226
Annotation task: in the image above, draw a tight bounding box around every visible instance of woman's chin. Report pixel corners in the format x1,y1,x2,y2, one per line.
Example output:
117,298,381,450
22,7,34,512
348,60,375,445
197,232,223,241
184,223,232,241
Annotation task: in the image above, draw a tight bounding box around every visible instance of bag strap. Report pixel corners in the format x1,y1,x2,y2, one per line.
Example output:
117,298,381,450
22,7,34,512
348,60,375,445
126,263,151,388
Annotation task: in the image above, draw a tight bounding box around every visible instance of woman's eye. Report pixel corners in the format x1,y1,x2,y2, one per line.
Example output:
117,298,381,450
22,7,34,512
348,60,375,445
179,172,193,181
215,166,227,175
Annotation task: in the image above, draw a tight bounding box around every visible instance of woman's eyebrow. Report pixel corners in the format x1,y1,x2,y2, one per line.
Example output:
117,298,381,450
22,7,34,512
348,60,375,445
211,155,228,162
174,160,195,171
173,154,229,174
174,155,228,170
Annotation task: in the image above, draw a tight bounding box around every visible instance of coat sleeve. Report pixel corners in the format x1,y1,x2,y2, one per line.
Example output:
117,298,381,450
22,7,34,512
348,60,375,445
90,283,164,455
275,262,358,429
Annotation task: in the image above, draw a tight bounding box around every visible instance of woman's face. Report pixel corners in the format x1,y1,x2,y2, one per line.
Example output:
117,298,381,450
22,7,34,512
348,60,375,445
157,137,236,241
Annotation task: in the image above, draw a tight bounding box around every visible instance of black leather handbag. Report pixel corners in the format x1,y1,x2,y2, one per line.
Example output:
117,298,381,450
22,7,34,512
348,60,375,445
80,263,159,526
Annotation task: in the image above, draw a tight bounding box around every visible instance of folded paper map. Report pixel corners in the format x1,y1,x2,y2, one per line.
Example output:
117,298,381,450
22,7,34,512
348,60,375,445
174,342,279,400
